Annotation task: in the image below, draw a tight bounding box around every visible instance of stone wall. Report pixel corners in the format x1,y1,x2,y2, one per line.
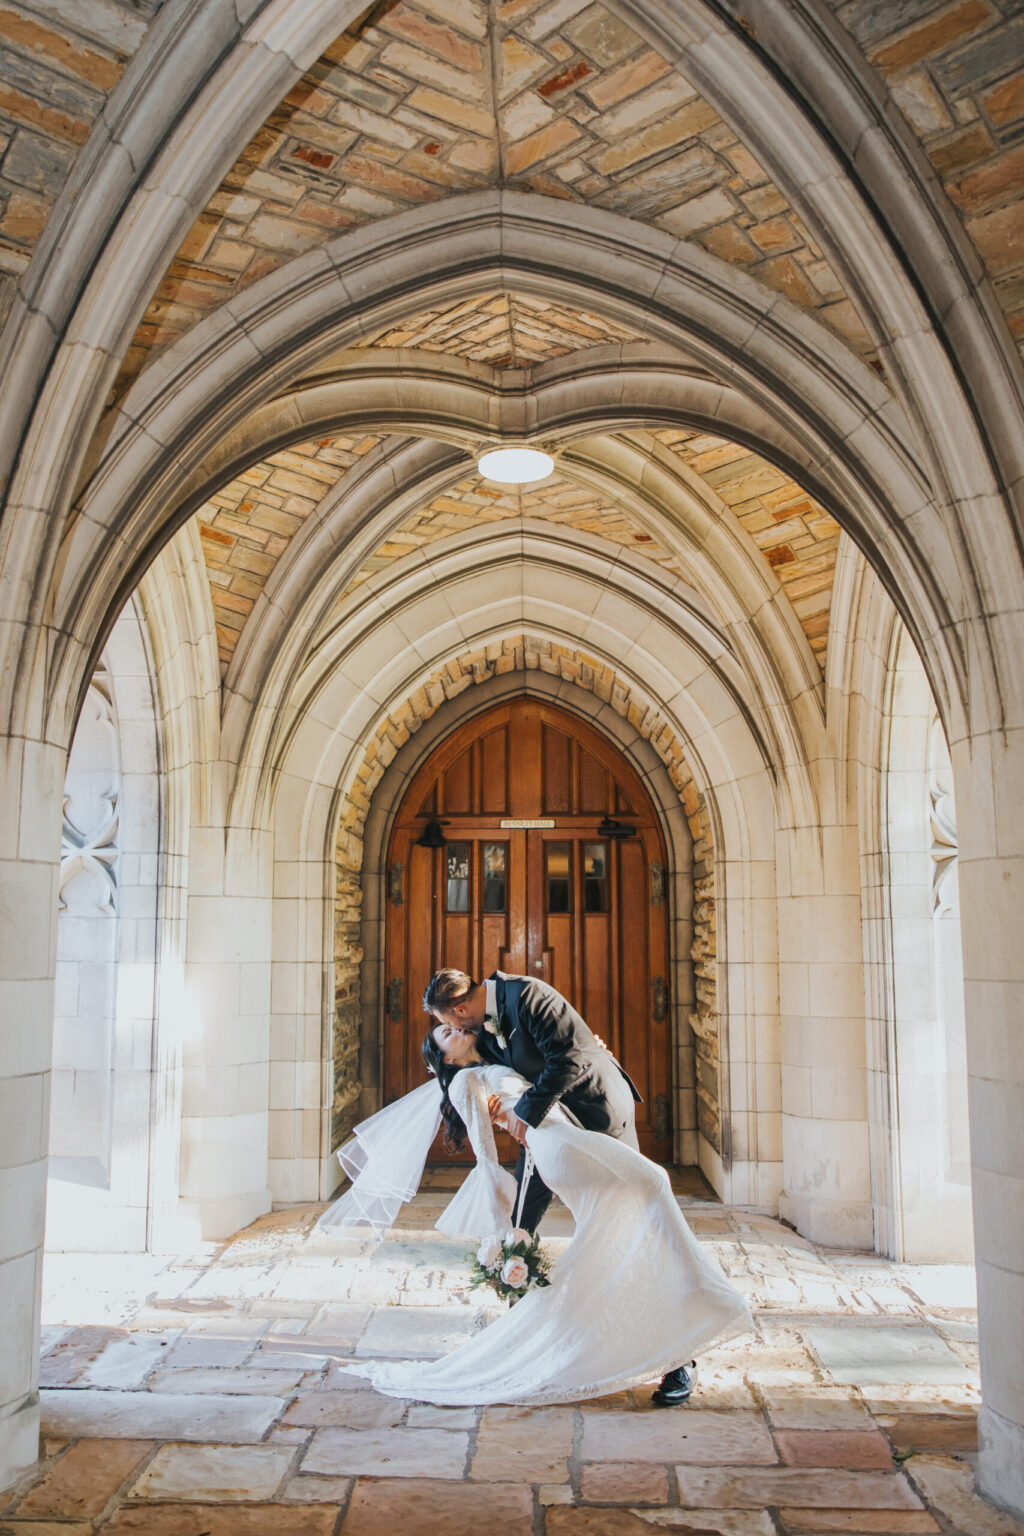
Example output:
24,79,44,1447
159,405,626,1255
332,633,717,1152
0,0,159,326
830,0,1024,357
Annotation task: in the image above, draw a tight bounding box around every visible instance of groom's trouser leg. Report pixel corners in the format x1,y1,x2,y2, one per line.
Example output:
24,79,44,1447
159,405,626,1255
514,1149,553,1234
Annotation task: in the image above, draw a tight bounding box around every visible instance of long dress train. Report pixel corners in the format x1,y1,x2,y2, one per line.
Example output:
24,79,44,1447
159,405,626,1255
345,1064,752,1406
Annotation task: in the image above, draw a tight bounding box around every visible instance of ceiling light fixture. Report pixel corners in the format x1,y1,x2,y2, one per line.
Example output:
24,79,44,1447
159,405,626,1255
477,447,554,484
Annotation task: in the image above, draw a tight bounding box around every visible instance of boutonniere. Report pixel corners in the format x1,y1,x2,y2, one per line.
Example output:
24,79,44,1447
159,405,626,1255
483,1017,507,1049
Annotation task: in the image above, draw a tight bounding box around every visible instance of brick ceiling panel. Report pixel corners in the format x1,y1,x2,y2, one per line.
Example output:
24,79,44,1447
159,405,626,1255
116,0,876,397
651,427,841,667
828,0,1024,358
360,288,640,364
0,0,162,329
197,427,841,679
328,467,694,615
197,431,385,671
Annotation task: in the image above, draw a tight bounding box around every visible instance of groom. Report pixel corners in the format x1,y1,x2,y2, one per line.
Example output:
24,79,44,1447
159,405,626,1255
423,965,698,1408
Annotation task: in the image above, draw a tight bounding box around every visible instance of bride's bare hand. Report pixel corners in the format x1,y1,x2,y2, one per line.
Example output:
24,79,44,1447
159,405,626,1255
487,1094,505,1127
504,1114,529,1146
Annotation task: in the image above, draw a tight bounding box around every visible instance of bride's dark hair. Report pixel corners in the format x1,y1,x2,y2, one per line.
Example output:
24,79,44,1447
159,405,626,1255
421,1028,468,1152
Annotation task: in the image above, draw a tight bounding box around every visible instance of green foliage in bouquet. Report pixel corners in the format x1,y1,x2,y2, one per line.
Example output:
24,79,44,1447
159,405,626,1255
468,1228,553,1305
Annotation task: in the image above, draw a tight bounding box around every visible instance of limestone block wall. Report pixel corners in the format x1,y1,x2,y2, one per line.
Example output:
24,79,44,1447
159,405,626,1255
826,0,1024,359
0,1,157,328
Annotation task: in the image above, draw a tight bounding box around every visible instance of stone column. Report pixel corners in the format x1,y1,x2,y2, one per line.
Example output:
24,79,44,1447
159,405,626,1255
777,823,874,1248
0,735,64,1490
955,729,1024,1517
178,825,273,1240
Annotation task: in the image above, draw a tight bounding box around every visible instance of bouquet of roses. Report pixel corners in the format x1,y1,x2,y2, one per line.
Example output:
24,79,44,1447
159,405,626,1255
468,1227,552,1305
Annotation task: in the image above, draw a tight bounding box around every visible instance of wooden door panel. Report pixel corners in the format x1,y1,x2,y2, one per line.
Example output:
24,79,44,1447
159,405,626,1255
385,698,674,1164
578,747,607,814
480,726,510,814
541,723,571,814
454,748,475,813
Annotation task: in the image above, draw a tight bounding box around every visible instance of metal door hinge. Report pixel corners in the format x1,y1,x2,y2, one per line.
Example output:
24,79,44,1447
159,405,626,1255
651,975,668,1022
388,863,404,905
387,976,403,1022
654,1093,671,1142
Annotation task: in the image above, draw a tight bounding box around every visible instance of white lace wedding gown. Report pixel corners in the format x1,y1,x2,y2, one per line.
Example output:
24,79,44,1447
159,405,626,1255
346,1064,752,1405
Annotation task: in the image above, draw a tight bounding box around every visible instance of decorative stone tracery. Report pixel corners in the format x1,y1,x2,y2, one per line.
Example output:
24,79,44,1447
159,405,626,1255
928,717,959,919
59,667,120,916
332,633,719,1155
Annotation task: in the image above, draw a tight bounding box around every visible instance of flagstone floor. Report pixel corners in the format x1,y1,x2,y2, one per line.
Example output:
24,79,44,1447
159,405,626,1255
4,1171,1020,1536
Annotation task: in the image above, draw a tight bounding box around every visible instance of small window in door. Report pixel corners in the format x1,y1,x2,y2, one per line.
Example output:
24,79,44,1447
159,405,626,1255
584,843,608,912
446,843,470,912
482,843,507,912
547,843,571,913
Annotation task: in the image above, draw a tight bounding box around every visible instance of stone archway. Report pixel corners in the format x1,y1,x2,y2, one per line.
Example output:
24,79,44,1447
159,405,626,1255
333,633,720,1169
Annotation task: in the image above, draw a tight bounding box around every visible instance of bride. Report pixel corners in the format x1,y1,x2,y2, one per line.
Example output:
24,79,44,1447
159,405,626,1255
329,1023,753,1407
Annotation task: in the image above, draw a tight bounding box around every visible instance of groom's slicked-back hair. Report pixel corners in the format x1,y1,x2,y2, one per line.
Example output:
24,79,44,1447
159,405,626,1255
423,967,475,1015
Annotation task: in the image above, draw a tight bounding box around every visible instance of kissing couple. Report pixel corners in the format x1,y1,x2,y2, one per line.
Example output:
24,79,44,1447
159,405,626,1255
320,967,752,1406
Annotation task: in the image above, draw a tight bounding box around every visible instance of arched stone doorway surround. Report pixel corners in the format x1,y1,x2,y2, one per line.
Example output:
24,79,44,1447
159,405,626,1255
251,520,791,1197
339,639,720,1179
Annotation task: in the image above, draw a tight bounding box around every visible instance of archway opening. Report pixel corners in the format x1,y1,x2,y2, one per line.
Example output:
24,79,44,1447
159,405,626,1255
384,696,675,1164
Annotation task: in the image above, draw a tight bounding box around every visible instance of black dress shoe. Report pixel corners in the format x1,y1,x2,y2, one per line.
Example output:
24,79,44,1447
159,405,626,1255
651,1360,698,1406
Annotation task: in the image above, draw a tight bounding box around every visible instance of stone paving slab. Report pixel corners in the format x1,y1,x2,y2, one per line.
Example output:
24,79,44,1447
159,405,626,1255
581,1407,776,1465
0,1522,96,1535
580,1461,671,1502
283,1388,405,1428
472,1405,575,1482
281,1474,353,1502
301,1424,469,1479
7,1440,152,1520
129,1444,295,1501
39,1389,286,1443
806,1324,970,1385
758,1386,875,1429
103,1506,338,1533
876,1411,978,1453
38,1327,128,1387
147,1365,307,1394
904,1454,1024,1536
675,1467,924,1510
162,1335,254,1367
341,1476,535,1534
546,1511,776,1534
773,1429,895,1468
355,1302,482,1357
777,1514,941,1533
79,1333,181,1388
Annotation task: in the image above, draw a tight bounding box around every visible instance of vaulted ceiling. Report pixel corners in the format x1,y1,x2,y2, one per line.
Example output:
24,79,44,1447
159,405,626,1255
4,0,1021,720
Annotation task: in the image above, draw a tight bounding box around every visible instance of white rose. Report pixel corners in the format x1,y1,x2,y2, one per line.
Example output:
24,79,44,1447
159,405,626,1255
501,1255,529,1288
477,1237,503,1266
505,1228,531,1246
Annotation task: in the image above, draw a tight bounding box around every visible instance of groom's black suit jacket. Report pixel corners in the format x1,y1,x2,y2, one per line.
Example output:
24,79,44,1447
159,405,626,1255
480,970,641,1133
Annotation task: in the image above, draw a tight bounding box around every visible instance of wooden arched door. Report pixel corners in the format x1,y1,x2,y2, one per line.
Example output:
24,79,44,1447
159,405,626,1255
384,699,673,1162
